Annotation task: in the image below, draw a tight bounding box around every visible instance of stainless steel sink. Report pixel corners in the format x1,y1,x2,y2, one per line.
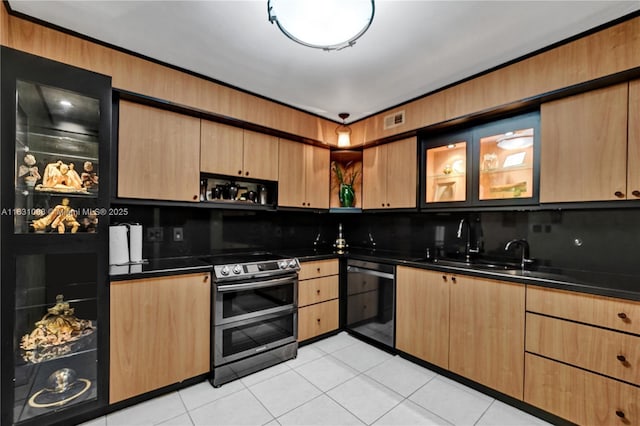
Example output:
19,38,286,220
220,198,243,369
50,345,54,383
413,258,521,272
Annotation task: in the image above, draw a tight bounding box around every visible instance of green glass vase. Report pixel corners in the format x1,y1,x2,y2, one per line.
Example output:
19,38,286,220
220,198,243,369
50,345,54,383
339,184,355,207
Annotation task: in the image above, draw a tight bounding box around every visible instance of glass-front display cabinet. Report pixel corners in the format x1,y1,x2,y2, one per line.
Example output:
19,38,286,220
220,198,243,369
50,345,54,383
421,111,539,208
423,130,471,207
1,47,111,426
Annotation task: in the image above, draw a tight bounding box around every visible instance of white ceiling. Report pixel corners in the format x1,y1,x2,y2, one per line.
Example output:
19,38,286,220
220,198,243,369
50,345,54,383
8,1,640,123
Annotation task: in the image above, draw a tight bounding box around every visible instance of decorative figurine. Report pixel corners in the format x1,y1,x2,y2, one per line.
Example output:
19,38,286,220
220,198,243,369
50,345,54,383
80,161,99,190
31,197,80,233
18,154,41,187
81,209,98,233
36,160,88,193
20,294,95,364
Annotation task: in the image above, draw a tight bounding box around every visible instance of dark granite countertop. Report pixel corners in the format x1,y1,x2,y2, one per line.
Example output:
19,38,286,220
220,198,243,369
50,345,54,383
109,248,640,301
109,257,212,281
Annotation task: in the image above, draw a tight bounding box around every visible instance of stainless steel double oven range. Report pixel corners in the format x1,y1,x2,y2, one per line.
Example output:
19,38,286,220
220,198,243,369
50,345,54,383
202,253,300,387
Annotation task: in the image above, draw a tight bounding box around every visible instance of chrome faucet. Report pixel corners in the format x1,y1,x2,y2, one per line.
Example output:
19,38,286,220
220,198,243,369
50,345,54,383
457,218,480,262
505,239,534,269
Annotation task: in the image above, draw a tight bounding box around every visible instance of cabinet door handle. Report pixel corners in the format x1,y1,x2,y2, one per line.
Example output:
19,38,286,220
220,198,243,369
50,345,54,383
618,312,628,319
633,190,640,197
614,191,625,198
387,203,390,207
617,354,628,363
238,170,242,175
316,289,321,295
451,276,457,283
316,318,321,323
615,410,625,419
245,171,250,176
193,195,198,200
381,203,385,207
442,275,447,282
204,275,209,282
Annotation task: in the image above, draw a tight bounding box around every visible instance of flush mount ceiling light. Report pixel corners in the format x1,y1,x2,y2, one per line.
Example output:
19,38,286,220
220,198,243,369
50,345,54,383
267,0,375,51
336,113,352,147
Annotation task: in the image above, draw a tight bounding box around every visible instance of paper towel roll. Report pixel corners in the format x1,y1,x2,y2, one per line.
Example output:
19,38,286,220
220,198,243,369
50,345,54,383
128,224,143,263
109,225,129,265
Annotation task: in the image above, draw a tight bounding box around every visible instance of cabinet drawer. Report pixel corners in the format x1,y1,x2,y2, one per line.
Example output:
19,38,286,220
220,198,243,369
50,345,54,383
525,353,640,426
298,275,339,307
298,299,339,341
299,259,339,281
527,285,640,335
526,313,640,385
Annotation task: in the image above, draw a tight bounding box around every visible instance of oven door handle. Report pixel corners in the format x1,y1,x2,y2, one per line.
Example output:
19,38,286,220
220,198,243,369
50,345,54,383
216,275,297,292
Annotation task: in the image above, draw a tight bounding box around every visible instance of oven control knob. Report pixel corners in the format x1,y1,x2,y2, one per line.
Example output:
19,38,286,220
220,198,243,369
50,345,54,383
288,260,297,269
220,266,230,276
232,265,242,275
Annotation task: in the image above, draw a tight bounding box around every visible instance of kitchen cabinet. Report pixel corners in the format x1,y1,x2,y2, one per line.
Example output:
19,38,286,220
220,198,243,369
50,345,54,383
297,259,339,341
109,273,210,404
396,267,450,369
278,139,330,209
421,111,539,208
448,274,525,399
525,285,640,424
201,120,279,181
362,137,417,209
540,82,638,203
396,266,525,399
1,48,111,426
118,101,201,202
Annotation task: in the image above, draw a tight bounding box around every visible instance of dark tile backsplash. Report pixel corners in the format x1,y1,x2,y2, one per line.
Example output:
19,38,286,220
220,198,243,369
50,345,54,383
112,205,640,274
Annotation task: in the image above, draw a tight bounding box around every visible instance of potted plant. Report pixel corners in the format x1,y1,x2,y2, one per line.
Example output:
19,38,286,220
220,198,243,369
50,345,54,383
332,161,359,207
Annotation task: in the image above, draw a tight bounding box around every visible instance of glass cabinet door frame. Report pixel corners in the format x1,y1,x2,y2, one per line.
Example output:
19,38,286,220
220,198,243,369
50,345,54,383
471,111,540,207
1,47,111,426
420,129,473,209
420,110,540,209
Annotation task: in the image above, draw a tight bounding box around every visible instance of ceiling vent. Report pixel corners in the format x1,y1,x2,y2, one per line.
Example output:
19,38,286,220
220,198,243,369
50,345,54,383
383,110,405,130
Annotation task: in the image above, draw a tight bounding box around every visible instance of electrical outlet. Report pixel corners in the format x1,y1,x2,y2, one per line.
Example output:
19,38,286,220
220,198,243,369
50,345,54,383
147,227,163,242
173,227,184,242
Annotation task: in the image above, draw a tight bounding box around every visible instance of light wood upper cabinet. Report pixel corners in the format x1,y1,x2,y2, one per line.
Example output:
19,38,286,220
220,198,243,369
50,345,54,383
118,100,201,202
278,139,329,209
449,275,525,399
201,121,279,181
628,79,640,198
243,130,279,181
540,83,630,203
109,273,210,404
396,266,450,369
200,120,244,176
363,138,416,209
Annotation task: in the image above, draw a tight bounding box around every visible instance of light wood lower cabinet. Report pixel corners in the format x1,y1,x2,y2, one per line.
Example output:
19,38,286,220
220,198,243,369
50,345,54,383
449,275,525,399
396,266,525,399
525,354,640,426
526,313,640,385
526,285,640,424
298,299,339,342
396,267,450,369
109,273,211,404
297,259,339,342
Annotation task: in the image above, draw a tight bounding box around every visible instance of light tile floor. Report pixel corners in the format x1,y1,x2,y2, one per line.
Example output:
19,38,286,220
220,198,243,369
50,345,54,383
80,333,551,426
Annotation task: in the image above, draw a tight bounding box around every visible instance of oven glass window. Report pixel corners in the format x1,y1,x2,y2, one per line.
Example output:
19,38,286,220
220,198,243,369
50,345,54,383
222,314,294,358
222,283,294,319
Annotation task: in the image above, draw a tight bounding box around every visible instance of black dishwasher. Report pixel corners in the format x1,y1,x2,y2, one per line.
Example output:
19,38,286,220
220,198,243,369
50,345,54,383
346,260,395,348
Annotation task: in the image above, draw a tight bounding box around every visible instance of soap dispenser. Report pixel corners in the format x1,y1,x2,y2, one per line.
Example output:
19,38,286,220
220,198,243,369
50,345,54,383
334,223,347,254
